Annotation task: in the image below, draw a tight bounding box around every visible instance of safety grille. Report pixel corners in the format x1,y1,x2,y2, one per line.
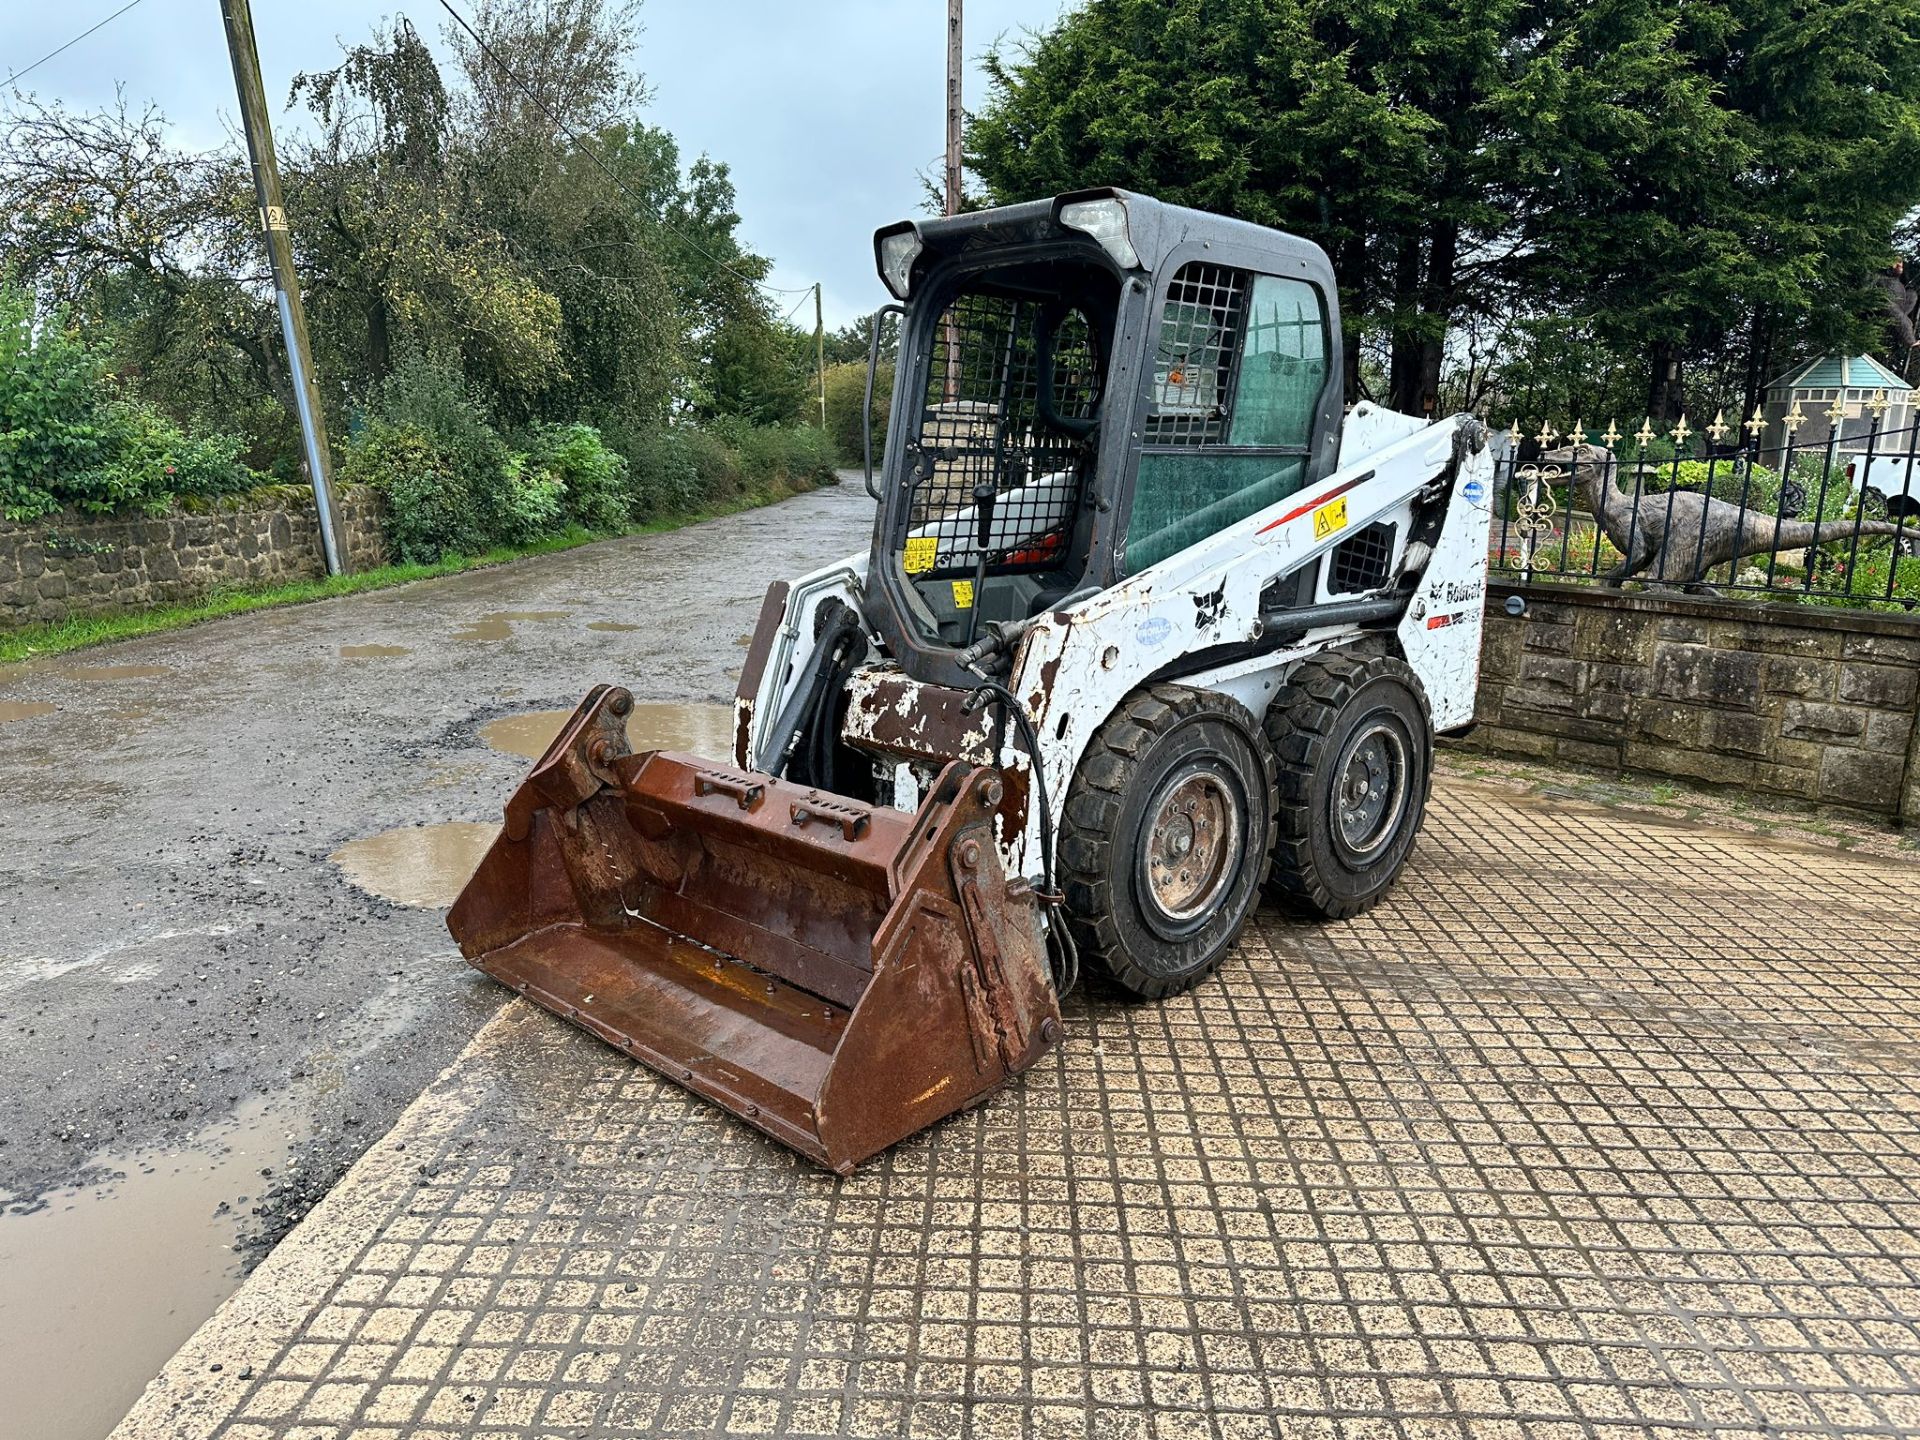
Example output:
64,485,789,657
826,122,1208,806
1143,264,1247,447
1329,521,1395,593
907,292,1100,575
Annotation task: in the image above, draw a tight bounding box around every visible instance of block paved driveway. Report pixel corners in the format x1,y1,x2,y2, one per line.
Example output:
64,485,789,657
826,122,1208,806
122,765,1920,1439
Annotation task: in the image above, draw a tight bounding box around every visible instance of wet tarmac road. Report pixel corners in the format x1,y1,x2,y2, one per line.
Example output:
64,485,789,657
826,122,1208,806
0,479,875,1433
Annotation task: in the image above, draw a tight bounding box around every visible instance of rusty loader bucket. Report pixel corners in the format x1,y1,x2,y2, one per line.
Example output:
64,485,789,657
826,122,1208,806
447,685,1062,1174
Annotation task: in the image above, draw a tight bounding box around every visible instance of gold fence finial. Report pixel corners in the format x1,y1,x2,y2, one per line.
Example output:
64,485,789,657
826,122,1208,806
1670,415,1691,446
1868,387,1891,418
1602,418,1622,448
1535,419,1559,449
1825,394,1848,426
1634,417,1656,447
1708,409,1729,443
1784,400,1805,435
1745,404,1766,439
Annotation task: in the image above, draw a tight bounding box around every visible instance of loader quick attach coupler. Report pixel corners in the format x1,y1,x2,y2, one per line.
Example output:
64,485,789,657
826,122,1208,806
447,685,1063,1174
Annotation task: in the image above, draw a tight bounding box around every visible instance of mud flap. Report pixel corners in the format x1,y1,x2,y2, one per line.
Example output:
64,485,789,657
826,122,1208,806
447,685,1062,1174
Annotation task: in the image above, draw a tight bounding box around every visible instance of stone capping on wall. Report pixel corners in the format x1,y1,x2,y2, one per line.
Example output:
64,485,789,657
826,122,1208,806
0,484,387,631
1466,579,1920,823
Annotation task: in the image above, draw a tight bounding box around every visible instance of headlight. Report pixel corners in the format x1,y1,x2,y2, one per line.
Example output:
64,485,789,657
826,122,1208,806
1058,197,1139,270
876,228,923,300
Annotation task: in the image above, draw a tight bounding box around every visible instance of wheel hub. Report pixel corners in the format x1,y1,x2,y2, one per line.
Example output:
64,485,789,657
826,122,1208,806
1334,719,1409,861
1144,770,1241,923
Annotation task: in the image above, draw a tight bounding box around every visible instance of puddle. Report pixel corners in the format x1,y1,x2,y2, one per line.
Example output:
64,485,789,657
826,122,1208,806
0,1098,301,1440
329,821,501,907
451,610,570,643
0,700,57,722
59,664,172,681
339,643,411,659
586,620,642,633
479,701,735,760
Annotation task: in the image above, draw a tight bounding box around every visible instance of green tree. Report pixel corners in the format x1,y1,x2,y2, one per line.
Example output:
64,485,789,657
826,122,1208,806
969,0,1920,421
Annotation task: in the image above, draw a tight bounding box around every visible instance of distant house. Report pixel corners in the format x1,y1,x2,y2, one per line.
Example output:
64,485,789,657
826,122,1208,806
1759,355,1916,504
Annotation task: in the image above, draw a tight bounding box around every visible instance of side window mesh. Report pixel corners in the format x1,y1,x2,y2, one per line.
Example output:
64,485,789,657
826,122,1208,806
1144,265,1246,447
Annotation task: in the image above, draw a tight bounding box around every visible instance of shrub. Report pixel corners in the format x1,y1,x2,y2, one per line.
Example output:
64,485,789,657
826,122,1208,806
780,425,840,487
0,283,258,520
351,358,524,561
524,422,631,532
342,421,488,562
1636,457,1783,511
714,418,840,490
621,426,712,519
822,358,890,466
614,421,838,521
496,453,566,544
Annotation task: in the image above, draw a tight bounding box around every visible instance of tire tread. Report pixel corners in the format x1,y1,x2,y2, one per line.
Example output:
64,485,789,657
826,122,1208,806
1264,651,1432,919
1059,685,1278,999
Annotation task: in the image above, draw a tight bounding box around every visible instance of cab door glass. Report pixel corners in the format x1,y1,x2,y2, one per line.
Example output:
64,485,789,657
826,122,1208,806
1229,276,1328,448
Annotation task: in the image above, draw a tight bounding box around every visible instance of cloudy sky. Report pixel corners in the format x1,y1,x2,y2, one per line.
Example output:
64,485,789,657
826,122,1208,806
2,0,1073,327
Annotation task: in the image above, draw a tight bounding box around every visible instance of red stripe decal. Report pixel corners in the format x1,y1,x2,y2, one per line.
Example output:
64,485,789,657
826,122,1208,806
1257,475,1368,534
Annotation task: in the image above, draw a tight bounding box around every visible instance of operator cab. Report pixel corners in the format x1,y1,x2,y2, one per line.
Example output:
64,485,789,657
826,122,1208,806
863,189,1344,691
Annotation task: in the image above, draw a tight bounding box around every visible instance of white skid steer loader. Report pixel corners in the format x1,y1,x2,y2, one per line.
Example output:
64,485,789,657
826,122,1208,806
448,189,1493,1173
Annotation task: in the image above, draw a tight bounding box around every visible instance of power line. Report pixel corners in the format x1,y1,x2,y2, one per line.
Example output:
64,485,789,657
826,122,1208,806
433,0,814,299
4,0,152,89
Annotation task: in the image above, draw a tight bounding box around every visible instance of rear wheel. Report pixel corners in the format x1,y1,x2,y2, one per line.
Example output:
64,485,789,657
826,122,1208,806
1059,685,1277,999
1264,652,1432,919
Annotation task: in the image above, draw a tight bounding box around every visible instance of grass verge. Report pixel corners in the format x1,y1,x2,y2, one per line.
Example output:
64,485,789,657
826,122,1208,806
0,480,817,666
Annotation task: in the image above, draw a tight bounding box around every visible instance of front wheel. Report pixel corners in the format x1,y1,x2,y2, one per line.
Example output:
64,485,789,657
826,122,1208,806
1264,652,1432,919
1059,685,1277,999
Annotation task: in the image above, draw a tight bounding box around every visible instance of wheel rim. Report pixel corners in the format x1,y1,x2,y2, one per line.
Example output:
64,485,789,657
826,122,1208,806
1331,716,1411,863
1138,765,1244,930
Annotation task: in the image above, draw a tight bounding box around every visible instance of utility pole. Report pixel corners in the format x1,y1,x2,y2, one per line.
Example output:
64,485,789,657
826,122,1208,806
945,0,964,217
219,0,348,576
814,282,827,430
942,0,963,400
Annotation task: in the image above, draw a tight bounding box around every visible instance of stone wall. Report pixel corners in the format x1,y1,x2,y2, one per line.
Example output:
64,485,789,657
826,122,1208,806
0,485,387,630
1467,581,1920,822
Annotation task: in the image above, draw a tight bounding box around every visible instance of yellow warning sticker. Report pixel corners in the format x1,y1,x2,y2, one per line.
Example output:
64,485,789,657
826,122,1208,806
951,580,975,610
1312,495,1349,540
903,536,937,574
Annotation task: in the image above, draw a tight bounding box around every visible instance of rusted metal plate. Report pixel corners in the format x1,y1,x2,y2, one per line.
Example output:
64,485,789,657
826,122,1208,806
733,580,791,768
843,669,997,767
840,667,1034,852
448,686,1062,1175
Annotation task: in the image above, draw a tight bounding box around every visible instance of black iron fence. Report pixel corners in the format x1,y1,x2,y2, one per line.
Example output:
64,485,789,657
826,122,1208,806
1490,405,1920,610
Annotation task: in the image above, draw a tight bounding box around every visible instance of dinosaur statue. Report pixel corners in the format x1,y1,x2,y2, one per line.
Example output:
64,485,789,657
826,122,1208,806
1536,442,1916,592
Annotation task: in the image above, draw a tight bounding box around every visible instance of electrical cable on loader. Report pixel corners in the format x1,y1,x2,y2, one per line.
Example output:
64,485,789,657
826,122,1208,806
449,190,1494,1174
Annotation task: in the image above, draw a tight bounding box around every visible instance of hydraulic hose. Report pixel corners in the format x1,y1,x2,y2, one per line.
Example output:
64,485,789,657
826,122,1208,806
963,680,1079,998
764,601,861,782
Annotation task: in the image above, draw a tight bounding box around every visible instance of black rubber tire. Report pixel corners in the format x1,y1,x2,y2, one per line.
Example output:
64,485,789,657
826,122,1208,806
1264,651,1433,919
1059,684,1278,999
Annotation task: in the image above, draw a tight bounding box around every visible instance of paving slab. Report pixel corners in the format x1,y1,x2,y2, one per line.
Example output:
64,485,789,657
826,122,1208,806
115,779,1920,1440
